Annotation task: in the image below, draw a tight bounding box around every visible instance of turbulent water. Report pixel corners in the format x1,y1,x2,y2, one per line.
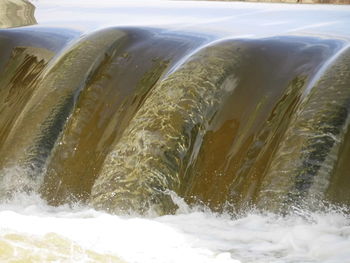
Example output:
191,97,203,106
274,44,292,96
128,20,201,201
1,0,350,262
1,193,350,263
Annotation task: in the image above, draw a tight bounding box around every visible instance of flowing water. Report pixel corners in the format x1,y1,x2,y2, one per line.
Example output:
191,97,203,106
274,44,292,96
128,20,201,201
1,0,350,262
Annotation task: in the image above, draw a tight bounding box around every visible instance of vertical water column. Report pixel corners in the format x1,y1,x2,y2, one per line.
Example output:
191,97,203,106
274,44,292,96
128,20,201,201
257,46,350,212
0,28,127,198
91,40,251,215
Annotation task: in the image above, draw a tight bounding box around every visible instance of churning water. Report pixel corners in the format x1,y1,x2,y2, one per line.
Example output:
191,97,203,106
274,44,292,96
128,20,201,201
1,192,350,263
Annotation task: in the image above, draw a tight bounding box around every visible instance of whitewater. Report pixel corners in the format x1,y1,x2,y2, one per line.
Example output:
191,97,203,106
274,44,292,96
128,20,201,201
0,192,349,263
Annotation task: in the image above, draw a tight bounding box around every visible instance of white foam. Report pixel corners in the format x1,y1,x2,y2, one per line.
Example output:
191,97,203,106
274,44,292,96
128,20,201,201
0,194,349,263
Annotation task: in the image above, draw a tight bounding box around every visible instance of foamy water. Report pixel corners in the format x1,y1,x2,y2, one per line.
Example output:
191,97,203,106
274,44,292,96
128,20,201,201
1,193,349,263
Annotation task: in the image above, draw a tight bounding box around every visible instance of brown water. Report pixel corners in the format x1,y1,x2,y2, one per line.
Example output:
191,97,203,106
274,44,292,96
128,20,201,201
0,0,350,215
